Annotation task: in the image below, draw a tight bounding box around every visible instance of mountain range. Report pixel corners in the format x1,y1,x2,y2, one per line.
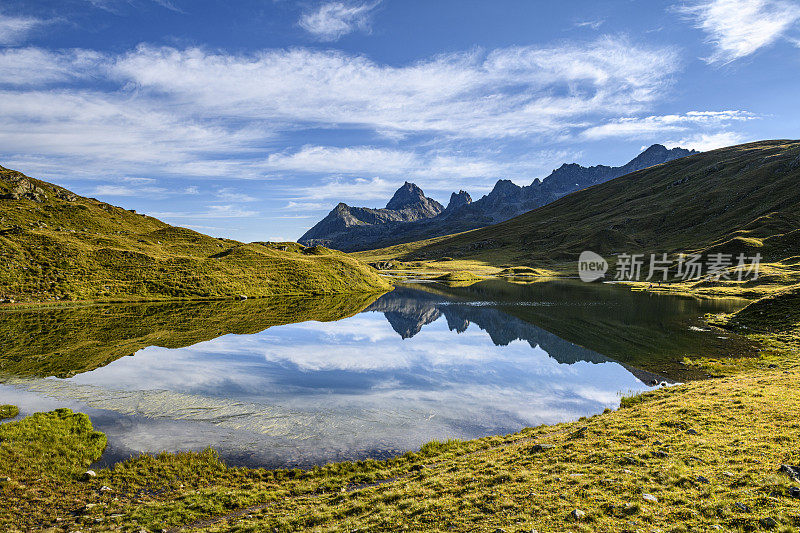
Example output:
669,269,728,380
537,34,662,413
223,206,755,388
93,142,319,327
299,144,697,252
358,140,800,270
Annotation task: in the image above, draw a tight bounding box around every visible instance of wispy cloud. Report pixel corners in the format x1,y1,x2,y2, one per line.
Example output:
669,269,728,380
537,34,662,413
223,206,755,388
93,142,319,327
0,36,686,182
0,48,104,85
664,131,748,151
574,19,604,30
581,110,756,140
151,205,259,219
111,36,680,139
90,184,166,196
293,176,396,203
299,1,380,41
215,188,258,202
86,0,184,14
676,0,800,63
0,13,48,45
265,146,418,176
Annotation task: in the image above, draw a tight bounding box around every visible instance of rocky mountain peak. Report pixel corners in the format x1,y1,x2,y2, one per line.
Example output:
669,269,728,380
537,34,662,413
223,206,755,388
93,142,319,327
628,144,697,170
385,182,427,210
446,190,472,210
488,179,522,197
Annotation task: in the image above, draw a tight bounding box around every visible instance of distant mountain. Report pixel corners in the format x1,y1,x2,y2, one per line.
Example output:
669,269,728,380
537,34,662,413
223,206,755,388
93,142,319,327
359,140,800,268
299,182,444,245
299,144,696,251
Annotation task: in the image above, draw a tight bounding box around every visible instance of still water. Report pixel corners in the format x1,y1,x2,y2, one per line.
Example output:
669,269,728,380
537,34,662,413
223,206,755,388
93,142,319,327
0,280,751,468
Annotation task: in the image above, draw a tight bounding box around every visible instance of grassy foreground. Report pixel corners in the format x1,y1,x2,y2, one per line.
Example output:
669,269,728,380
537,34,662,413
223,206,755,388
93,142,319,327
1,292,799,532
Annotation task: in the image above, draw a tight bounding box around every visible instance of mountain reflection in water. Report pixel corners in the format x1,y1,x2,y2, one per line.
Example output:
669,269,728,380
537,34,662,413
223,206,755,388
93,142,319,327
0,280,751,468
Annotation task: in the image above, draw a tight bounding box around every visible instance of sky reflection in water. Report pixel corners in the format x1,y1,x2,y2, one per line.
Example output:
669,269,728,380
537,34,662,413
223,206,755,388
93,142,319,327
0,282,740,468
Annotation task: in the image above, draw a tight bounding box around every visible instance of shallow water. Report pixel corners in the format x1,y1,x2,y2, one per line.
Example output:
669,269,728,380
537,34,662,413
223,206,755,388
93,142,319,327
0,280,752,468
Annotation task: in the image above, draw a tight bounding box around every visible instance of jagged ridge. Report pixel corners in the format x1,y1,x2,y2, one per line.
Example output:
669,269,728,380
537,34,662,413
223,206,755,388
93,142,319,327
299,144,696,251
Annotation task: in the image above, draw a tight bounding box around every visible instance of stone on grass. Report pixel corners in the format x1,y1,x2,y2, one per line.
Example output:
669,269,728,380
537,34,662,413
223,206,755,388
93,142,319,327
779,464,800,483
759,517,778,529
571,509,586,520
642,493,658,503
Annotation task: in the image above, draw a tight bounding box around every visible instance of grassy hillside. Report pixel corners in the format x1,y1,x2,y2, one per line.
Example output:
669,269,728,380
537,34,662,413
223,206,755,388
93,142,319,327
358,141,800,287
0,166,391,302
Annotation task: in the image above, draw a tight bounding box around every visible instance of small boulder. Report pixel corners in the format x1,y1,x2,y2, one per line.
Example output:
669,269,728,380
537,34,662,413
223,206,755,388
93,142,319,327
759,517,778,529
82,470,97,480
789,486,800,499
571,509,586,520
642,493,658,503
235,295,248,300
779,464,800,483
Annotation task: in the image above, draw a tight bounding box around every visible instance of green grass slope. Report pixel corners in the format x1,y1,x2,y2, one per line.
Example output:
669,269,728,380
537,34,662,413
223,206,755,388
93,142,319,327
0,166,391,302
360,140,800,270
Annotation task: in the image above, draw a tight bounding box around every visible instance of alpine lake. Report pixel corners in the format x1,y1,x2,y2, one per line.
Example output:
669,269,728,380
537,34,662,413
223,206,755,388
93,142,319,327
0,279,755,469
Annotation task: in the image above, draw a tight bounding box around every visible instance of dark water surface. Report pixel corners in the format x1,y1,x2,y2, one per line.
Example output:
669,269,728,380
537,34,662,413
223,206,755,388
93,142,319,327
0,280,752,468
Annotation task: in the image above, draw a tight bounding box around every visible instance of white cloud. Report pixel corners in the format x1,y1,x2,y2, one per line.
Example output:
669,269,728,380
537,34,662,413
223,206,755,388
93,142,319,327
151,205,259,219
263,145,574,194
91,185,145,196
299,1,379,41
215,188,258,202
0,36,681,185
266,146,418,175
293,176,396,202
86,0,183,14
284,201,331,211
0,13,47,45
581,110,756,140
677,0,800,63
574,20,604,29
0,48,103,85
111,36,680,139
664,131,748,151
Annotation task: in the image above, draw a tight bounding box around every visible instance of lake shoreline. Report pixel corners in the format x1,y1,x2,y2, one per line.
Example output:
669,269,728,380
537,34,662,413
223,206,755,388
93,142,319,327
1,283,799,530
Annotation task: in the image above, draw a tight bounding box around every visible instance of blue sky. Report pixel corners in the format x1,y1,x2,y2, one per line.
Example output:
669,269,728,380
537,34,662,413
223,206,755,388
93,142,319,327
1,0,799,242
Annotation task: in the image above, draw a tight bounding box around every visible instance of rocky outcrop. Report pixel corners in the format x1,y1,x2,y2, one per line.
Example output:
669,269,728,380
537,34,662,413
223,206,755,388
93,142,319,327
0,176,48,202
299,145,697,251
